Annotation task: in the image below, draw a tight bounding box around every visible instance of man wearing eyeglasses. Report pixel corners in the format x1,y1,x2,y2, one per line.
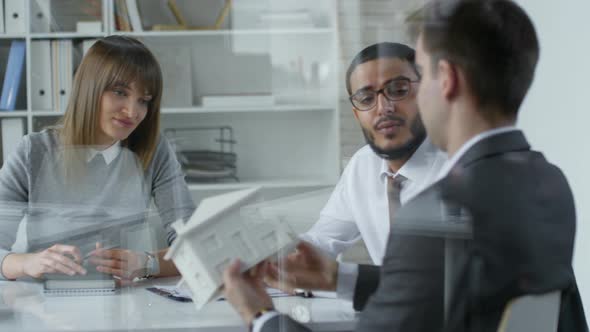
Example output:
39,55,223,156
301,42,446,272
223,1,588,332
220,42,447,332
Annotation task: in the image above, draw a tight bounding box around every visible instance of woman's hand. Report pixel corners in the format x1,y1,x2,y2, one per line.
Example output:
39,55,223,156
87,243,150,284
21,244,87,279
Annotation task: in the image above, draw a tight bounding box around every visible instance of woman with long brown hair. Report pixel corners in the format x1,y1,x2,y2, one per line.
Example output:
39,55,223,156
0,36,195,282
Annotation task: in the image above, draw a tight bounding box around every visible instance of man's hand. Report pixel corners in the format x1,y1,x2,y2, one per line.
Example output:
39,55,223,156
265,241,339,293
87,243,149,284
222,259,274,326
22,244,87,278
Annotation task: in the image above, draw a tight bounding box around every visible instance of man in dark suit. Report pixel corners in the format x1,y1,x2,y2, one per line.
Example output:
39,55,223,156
222,1,588,331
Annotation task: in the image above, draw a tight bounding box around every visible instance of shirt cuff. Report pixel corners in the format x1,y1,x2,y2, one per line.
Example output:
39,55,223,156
336,262,358,301
252,310,280,332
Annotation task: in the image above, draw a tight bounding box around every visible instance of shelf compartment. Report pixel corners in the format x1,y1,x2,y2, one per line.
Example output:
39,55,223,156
187,177,335,191
30,33,106,39
111,28,335,38
0,111,28,117
0,35,26,39
161,105,334,114
31,111,63,116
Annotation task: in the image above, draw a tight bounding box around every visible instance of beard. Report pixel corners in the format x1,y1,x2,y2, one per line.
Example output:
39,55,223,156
362,113,427,161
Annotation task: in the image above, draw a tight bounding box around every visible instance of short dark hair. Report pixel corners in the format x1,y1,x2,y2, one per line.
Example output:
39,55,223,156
409,0,539,116
345,42,421,95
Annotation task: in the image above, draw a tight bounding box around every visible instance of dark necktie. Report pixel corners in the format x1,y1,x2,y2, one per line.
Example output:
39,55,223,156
387,175,407,225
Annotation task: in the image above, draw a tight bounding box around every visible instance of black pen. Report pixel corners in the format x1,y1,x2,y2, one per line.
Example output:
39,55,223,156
146,287,192,302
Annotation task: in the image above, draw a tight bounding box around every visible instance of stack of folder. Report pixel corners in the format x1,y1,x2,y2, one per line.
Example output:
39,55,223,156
30,40,81,112
176,150,238,181
165,127,239,183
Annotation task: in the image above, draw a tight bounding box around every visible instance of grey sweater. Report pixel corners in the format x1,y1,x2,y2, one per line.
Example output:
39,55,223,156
0,129,196,279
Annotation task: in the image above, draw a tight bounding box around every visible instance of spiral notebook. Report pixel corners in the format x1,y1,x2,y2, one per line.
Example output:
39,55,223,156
43,273,116,296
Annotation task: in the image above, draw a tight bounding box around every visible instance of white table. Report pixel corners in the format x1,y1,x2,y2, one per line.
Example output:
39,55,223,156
0,278,357,332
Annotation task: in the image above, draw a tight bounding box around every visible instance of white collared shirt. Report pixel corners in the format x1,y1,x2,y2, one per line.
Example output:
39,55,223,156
302,139,447,265
435,126,518,181
86,141,122,165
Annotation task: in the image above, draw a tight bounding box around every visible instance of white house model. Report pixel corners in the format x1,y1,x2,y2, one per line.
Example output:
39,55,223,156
164,187,299,311
240,187,333,234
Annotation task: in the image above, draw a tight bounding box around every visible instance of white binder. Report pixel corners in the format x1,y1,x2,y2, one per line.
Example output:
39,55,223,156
31,0,53,33
31,41,54,110
1,118,24,162
4,0,26,34
51,40,60,112
59,40,73,113
126,0,143,32
52,40,73,113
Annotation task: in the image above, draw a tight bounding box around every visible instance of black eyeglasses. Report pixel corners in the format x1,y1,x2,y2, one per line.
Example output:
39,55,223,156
349,78,420,111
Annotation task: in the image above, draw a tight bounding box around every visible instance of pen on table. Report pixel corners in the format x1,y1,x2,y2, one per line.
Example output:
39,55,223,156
146,287,192,302
294,289,314,298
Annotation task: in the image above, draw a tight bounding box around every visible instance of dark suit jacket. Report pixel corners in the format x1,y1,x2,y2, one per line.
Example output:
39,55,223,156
261,131,587,332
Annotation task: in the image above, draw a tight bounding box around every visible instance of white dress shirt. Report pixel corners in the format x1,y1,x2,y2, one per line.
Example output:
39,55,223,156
333,128,521,302
302,139,447,265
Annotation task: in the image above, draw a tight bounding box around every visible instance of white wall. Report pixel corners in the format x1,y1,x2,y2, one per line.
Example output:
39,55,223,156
516,0,590,316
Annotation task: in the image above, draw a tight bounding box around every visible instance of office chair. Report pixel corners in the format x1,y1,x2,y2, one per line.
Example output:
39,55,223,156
496,291,561,332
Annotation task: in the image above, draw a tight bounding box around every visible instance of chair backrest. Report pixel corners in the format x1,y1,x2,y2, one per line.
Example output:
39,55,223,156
497,291,561,332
